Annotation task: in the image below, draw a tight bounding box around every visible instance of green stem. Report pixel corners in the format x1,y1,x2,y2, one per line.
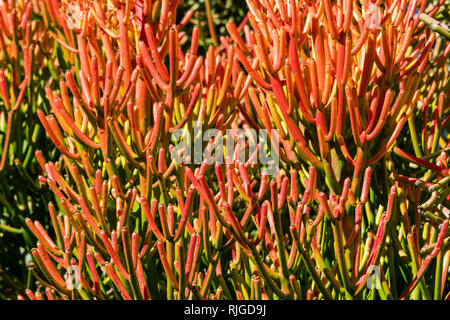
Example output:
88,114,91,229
419,13,450,40
248,245,289,299
434,250,443,300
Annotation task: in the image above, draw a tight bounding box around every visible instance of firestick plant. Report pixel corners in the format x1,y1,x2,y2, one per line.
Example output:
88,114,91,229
0,0,448,300
169,121,280,175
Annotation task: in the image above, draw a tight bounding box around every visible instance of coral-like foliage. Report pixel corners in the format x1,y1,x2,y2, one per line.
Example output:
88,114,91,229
0,0,448,300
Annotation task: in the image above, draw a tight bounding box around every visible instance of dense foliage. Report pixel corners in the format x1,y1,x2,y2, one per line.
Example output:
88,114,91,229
0,0,449,300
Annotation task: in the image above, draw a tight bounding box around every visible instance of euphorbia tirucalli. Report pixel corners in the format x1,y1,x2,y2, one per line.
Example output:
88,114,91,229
7,0,449,300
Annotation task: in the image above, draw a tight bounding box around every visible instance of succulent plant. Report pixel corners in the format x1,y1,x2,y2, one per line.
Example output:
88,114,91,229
0,0,448,300
0,0,62,298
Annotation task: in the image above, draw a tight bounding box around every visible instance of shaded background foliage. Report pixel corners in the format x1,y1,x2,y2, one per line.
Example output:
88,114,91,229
0,0,449,300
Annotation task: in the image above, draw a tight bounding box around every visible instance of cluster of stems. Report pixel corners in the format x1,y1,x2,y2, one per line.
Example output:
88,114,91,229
0,0,64,298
